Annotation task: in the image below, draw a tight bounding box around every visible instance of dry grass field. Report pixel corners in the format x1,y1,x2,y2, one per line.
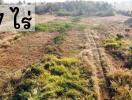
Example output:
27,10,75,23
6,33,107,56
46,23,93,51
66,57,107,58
0,14,131,99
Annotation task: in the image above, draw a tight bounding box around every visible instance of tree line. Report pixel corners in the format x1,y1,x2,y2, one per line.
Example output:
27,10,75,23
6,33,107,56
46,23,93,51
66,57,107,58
36,1,115,17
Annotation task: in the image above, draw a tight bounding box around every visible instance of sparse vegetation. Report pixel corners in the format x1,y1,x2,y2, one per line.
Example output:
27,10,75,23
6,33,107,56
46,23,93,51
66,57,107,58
108,69,132,100
104,34,132,69
103,34,132,99
0,1,131,99
53,33,65,44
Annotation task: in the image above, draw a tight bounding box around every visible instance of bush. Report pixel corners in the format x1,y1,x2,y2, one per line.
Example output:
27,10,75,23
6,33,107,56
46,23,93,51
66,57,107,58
103,36,127,51
49,65,68,75
30,64,44,76
116,34,124,40
104,43,121,50
104,37,131,68
11,55,96,100
57,57,80,67
66,89,80,97
41,54,58,63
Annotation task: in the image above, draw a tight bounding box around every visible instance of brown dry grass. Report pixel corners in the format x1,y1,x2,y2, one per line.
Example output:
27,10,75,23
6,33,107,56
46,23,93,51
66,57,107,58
0,14,131,98
0,32,57,90
59,30,85,57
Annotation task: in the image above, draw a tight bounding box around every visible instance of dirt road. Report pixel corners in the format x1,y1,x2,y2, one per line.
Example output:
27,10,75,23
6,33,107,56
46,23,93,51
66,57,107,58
79,15,131,99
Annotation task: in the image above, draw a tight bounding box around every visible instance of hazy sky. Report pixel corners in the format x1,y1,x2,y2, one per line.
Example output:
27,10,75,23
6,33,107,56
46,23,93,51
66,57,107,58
3,0,132,11
4,0,126,3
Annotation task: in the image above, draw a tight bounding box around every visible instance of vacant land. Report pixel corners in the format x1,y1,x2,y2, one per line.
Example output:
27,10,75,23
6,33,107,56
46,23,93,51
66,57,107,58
0,14,131,100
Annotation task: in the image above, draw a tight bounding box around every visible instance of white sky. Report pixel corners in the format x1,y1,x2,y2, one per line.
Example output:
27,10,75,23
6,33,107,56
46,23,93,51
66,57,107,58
3,0,132,11
4,0,124,3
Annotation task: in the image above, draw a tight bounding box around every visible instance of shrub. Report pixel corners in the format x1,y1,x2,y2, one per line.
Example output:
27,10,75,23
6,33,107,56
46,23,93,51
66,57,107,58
116,34,124,40
49,65,68,75
18,92,31,100
19,79,36,91
104,43,121,50
11,55,96,99
57,57,80,67
41,54,58,63
66,89,80,97
30,64,43,76
103,36,127,51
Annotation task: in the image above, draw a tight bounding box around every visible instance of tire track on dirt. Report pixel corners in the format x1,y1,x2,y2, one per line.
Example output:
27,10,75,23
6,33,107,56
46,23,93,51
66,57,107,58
79,29,113,100
79,29,102,100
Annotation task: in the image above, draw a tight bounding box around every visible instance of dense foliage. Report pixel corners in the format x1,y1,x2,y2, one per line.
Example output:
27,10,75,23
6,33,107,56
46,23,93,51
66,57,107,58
36,1,114,17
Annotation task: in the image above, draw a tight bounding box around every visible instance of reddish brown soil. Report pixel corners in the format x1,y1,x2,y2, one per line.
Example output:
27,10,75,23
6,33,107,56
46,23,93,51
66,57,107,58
60,30,85,57
0,32,57,89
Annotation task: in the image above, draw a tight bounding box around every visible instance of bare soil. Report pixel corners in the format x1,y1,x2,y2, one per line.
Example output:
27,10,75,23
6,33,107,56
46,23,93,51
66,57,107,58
0,32,57,90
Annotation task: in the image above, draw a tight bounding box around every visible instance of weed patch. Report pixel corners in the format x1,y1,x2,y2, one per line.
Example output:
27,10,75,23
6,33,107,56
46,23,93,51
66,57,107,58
35,21,72,32
11,55,96,100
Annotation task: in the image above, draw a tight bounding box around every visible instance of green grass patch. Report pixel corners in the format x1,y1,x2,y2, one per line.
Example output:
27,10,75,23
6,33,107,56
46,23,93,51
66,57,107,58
35,21,72,33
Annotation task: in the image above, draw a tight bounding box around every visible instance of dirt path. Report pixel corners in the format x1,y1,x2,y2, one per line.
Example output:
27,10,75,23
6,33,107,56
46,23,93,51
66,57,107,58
0,32,57,93
79,29,102,100
79,28,114,99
